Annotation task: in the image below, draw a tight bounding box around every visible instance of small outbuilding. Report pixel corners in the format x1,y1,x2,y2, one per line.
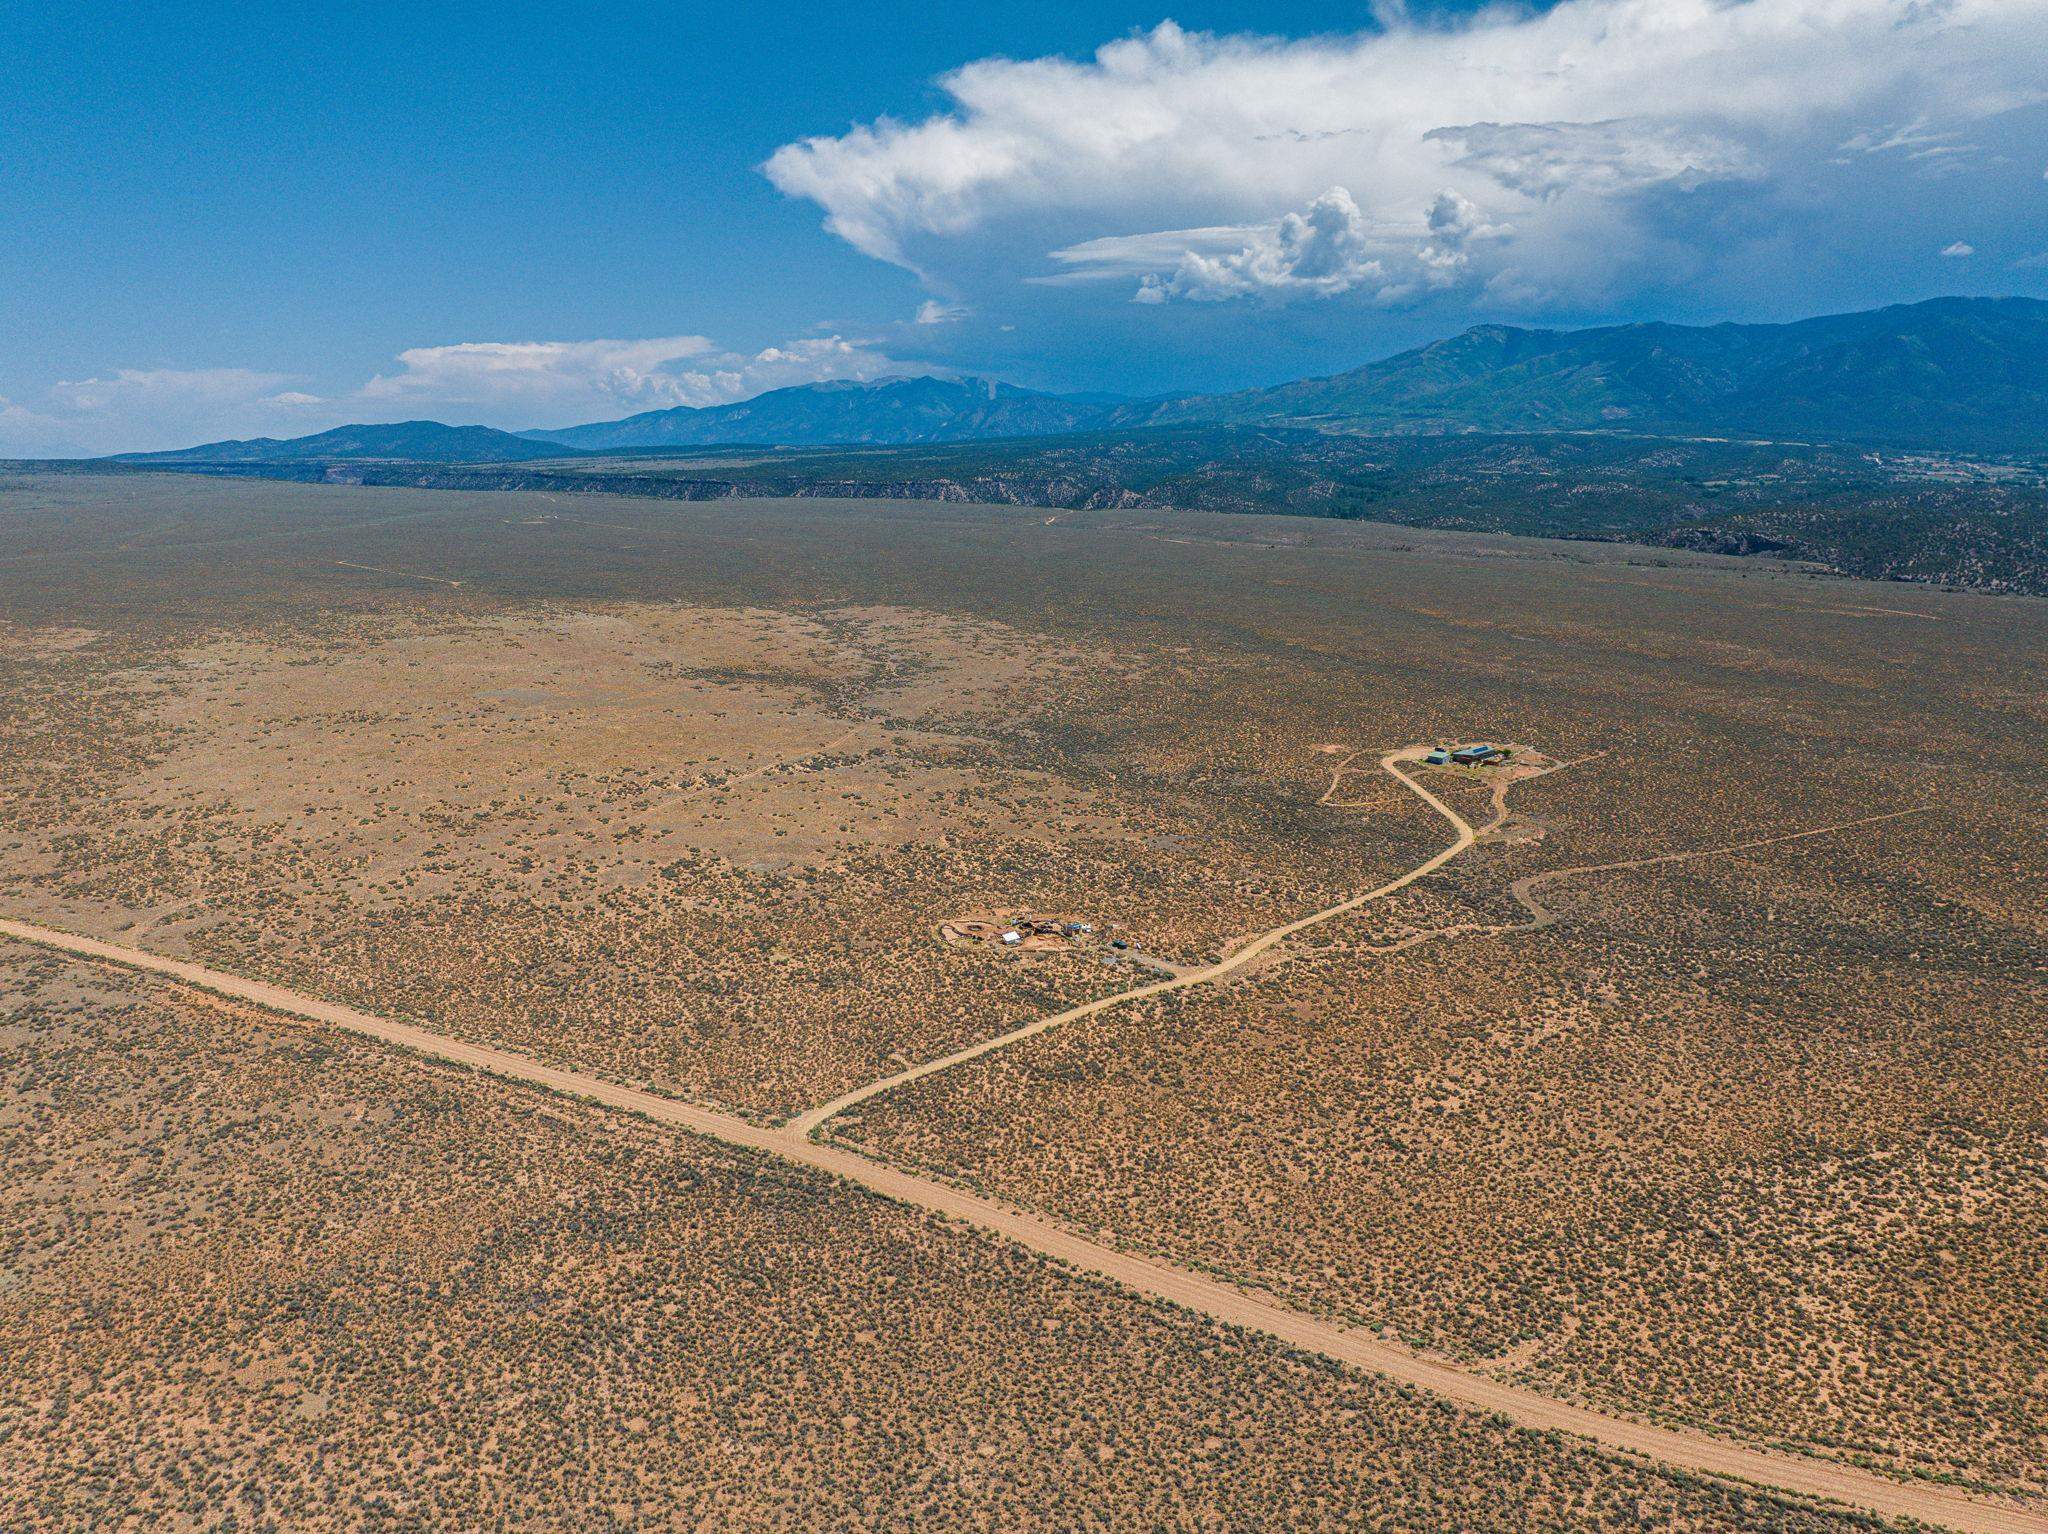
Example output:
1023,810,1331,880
1424,748,1451,766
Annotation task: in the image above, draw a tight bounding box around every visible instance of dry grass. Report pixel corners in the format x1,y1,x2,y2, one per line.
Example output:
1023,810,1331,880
4,469,2044,1512
844,747,2048,1494
0,942,1893,1534
1,598,1426,1118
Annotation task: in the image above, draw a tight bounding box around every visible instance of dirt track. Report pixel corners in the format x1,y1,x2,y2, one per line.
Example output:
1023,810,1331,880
1507,806,1931,928
789,745,1598,1133
6,898,2040,1533
786,749,1473,1136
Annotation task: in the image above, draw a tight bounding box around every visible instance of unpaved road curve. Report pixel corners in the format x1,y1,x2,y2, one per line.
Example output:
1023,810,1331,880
4,916,2042,1534
787,749,1473,1137
1309,804,1934,965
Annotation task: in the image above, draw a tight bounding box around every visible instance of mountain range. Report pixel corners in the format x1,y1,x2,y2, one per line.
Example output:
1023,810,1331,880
1148,295,2048,450
521,374,1112,451
112,297,2048,463
122,420,574,464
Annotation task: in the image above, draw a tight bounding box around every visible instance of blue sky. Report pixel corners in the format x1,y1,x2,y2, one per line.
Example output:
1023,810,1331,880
3,0,2044,454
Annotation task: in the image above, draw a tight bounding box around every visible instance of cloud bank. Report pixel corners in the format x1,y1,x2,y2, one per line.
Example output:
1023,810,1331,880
358,334,899,423
8,369,314,457
1056,186,1511,304
3,335,909,456
765,0,2048,309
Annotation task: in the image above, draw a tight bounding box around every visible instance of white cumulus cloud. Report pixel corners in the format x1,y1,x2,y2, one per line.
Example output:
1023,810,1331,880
764,0,2048,313
359,333,906,422
1168,187,1383,301
1048,185,1510,304
360,337,719,417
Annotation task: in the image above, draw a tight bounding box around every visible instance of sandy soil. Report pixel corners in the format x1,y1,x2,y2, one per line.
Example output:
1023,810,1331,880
5,909,2042,1534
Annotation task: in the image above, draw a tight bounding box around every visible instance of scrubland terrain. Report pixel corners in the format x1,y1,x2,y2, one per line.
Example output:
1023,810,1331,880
0,494,1431,1117
848,773,2048,1493
3,469,2043,1527
62,414,2048,593
0,942,1891,1534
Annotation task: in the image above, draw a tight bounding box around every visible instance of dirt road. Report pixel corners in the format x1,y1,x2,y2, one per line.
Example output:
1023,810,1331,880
790,744,1593,1135
786,748,1474,1136
1507,806,1931,927
5,912,2040,1534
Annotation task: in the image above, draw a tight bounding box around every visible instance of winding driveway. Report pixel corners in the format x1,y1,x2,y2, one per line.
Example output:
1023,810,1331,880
788,748,1470,1137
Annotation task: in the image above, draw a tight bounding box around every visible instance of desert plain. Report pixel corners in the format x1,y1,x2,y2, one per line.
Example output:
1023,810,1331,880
2,469,2043,1532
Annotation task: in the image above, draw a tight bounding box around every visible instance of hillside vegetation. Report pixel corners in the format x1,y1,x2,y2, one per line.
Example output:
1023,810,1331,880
1147,297,2048,452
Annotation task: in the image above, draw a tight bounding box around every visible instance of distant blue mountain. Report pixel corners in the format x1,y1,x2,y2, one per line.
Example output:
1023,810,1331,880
522,375,1117,451
116,298,2048,462
115,420,580,464
1132,296,2048,452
